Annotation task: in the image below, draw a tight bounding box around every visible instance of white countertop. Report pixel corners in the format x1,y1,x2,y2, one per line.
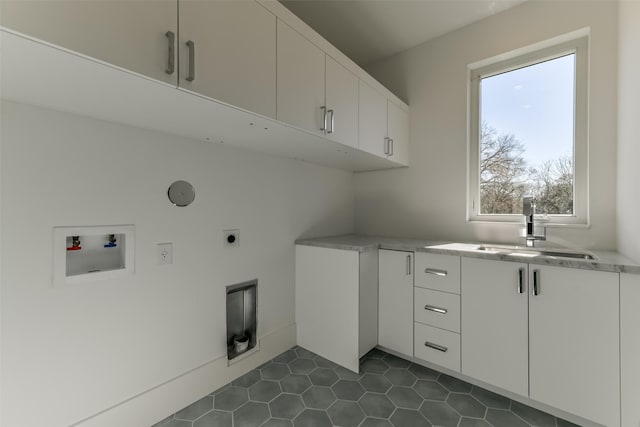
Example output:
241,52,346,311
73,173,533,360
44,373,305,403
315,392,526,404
295,234,640,274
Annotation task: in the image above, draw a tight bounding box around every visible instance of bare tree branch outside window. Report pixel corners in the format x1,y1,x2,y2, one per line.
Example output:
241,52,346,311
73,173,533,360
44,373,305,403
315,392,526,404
480,122,574,215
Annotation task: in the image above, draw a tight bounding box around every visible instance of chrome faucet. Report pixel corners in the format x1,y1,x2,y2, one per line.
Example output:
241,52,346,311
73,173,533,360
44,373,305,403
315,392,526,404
523,196,546,247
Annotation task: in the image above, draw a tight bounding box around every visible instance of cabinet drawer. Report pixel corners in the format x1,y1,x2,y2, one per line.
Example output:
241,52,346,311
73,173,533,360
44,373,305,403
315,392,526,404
415,252,460,294
414,288,460,333
414,323,461,372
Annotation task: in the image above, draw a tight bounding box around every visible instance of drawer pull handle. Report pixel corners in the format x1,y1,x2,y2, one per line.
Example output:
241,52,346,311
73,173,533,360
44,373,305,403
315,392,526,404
424,305,447,314
424,341,448,352
425,268,447,277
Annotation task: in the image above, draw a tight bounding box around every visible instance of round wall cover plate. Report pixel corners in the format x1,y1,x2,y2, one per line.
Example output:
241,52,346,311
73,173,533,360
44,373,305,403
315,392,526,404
168,180,195,207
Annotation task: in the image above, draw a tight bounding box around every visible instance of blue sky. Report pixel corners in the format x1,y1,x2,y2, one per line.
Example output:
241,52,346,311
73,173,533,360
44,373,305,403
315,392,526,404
480,54,575,166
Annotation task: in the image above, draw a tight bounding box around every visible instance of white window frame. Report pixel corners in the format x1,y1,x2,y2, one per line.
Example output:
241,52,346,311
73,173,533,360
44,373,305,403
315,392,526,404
467,35,589,226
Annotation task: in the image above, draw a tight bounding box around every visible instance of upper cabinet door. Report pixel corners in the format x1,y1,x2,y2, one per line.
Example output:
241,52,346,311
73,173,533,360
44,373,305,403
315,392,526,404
277,20,326,136
324,56,359,148
0,1,177,85
358,81,388,157
178,1,276,119
387,100,409,165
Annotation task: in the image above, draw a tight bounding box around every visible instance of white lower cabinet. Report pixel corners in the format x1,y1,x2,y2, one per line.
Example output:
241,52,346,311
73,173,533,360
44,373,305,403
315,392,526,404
295,245,377,372
529,265,620,427
621,273,640,427
413,253,461,371
378,249,414,356
462,258,620,427
461,258,529,396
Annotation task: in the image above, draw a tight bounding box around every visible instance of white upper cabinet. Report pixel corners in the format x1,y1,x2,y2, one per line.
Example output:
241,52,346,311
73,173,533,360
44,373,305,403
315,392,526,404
178,1,276,118
0,0,178,85
387,100,409,165
461,258,529,397
324,56,359,148
359,81,388,158
358,82,409,166
277,20,326,136
2,0,409,171
529,265,619,427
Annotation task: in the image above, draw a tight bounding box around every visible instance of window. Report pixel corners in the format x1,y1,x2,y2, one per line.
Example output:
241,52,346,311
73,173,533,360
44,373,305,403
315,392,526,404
468,36,588,225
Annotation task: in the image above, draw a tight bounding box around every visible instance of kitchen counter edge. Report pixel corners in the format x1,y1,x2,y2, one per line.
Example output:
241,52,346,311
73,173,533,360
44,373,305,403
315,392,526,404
295,235,640,274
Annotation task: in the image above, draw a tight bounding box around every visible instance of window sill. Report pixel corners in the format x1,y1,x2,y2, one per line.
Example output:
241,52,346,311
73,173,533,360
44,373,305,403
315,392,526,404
466,217,591,228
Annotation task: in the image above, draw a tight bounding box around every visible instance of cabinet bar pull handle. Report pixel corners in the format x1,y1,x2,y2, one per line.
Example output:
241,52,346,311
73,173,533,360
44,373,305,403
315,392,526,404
533,269,540,296
424,305,447,314
327,109,334,134
320,106,327,131
383,137,390,155
165,31,175,75
518,267,525,294
389,138,394,156
185,40,195,82
424,268,447,277
424,341,448,352
406,254,412,275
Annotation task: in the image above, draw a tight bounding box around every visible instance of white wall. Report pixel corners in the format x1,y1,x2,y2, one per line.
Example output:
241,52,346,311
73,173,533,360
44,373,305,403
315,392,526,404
357,0,618,250
0,101,354,427
617,1,640,262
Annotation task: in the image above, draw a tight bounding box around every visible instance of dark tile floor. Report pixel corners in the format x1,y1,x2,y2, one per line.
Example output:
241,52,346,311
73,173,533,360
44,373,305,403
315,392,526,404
152,347,580,427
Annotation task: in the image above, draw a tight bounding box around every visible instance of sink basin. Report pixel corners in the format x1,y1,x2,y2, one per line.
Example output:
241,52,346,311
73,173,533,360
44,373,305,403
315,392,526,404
477,245,597,260
423,243,598,261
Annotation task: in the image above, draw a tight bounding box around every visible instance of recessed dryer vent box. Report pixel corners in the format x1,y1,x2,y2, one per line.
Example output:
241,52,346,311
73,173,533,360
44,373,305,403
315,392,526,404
53,225,135,287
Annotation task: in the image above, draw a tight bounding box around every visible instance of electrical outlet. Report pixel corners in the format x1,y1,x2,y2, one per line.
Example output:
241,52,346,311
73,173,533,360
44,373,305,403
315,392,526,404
157,243,173,265
224,229,240,247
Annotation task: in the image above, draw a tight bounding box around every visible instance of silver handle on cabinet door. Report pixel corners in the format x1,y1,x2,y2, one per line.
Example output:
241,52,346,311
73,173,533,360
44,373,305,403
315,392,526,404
518,267,525,294
533,270,540,296
406,255,412,275
389,138,394,156
327,109,334,134
165,31,175,75
424,268,447,277
425,341,448,352
424,305,447,314
383,137,390,155
320,106,327,131
185,40,195,82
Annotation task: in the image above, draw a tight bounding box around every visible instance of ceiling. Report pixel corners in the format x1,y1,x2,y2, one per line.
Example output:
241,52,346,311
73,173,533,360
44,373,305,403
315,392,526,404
281,0,527,67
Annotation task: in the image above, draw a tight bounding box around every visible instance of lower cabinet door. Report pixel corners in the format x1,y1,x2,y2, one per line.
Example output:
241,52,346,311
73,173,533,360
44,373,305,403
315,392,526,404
378,249,414,356
529,265,620,427
461,258,529,396
295,245,360,372
414,323,460,372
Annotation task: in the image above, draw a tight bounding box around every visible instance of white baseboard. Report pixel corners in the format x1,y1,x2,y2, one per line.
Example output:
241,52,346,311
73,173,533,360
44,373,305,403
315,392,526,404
74,323,296,427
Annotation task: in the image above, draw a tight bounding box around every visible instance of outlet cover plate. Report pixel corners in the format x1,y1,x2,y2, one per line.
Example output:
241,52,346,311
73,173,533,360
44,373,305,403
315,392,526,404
157,243,173,265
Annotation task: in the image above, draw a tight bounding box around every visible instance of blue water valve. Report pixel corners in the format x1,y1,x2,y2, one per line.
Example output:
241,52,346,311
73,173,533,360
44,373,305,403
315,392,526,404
104,234,117,248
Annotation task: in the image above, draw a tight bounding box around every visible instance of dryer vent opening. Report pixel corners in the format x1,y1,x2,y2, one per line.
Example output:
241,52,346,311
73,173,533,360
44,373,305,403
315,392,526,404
226,279,257,360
